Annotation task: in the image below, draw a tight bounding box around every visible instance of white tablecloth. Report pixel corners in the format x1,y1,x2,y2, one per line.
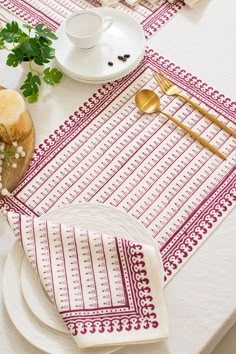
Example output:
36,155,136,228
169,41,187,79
0,0,236,353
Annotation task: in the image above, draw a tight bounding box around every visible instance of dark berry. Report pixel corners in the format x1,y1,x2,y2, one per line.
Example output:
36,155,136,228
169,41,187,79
108,62,113,66
118,55,124,60
124,54,130,58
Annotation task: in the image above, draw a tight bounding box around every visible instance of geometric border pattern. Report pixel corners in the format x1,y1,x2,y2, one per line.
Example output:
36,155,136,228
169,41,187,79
62,239,159,335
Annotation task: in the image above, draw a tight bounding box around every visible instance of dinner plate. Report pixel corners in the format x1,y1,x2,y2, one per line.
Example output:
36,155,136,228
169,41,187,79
55,8,145,82
4,203,163,353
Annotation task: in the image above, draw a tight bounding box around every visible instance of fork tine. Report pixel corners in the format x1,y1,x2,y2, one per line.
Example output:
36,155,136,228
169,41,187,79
153,72,161,85
158,71,173,88
156,72,172,90
153,73,164,88
154,72,169,92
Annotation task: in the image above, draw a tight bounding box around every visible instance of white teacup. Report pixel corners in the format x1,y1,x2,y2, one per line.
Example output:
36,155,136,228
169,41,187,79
65,10,113,50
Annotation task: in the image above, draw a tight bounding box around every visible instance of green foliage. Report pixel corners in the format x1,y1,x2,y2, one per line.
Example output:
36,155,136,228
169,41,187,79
0,21,24,43
43,68,63,85
20,72,41,103
0,21,63,103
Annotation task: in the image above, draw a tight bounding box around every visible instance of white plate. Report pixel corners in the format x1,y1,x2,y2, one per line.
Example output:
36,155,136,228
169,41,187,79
62,49,144,84
4,203,163,353
21,257,69,333
55,8,145,82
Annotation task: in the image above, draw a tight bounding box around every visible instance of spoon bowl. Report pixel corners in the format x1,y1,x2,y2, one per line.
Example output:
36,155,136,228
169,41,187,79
135,89,161,114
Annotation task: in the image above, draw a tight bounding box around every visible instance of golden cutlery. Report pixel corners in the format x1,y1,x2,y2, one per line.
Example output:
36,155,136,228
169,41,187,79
154,72,236,139
135,89,226,160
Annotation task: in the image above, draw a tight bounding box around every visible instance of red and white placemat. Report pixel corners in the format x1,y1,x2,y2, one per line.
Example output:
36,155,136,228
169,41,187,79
0,0,184,39
1,48,236,282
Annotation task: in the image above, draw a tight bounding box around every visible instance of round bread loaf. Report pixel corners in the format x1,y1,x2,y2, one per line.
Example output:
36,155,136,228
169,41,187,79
0,89,33,143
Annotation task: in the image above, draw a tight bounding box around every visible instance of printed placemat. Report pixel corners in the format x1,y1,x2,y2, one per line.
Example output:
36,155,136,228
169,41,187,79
1,48,236,282
0,0,184,39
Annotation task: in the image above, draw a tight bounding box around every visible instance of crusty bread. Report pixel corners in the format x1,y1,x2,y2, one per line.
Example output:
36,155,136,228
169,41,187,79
0,89,33,143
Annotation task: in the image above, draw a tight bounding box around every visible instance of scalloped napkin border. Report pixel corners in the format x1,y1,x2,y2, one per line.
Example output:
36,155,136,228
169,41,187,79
0,0,185,39
1,47,235,283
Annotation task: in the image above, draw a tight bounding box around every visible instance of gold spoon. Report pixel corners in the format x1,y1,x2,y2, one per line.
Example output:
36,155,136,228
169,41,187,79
135,89,226,160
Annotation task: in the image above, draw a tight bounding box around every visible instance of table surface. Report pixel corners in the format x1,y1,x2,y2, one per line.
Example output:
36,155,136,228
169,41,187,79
0,1,236,353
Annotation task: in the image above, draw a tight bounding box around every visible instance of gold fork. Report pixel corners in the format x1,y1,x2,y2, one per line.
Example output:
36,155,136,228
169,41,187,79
154,72,236,139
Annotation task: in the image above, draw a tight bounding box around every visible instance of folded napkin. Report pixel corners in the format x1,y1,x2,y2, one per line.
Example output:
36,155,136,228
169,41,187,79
5,211,168,348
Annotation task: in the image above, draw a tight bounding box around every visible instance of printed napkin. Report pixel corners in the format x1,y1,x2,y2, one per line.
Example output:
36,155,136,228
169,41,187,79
5,211,168,348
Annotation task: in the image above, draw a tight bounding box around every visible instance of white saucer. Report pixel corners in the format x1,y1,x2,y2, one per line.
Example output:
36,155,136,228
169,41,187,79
61,49,144,84
55,8,145,83
4,203,163,353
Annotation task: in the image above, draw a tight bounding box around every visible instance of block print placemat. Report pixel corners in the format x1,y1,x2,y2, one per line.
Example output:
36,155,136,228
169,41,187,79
0,0,184,39
1,48,235,282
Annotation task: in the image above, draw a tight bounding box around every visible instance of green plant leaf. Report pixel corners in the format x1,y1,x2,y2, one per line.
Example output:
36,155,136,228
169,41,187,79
23,24,33,31
28,91,39,103
0,21,26,43
18,34,31,44
33,38,55,65
43,68,63,85
20,38,40,59
6,48,25,67
20,72,41,102
34,23,58,40
0,39,5,49
1,21,61,103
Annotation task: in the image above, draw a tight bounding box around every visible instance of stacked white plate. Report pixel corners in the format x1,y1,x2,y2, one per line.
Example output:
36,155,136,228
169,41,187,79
54,8,146,84
3,203,163,354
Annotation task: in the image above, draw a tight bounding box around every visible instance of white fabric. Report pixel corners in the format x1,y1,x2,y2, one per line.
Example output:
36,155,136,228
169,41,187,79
101,0,119,6
168,0,201,8
184,0,201,7
5,211,168,349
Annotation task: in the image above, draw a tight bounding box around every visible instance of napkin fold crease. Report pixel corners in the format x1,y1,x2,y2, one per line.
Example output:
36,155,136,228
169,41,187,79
4,211,168,349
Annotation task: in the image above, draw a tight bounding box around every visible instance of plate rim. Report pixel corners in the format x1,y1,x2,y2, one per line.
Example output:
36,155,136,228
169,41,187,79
58,49,145,84
21,257,69,333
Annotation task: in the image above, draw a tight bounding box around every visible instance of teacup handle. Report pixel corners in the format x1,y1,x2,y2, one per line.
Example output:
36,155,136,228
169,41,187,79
102,16,113,32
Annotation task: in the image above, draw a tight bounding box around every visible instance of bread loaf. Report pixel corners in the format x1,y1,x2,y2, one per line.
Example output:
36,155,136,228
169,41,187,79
0,89,33,143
